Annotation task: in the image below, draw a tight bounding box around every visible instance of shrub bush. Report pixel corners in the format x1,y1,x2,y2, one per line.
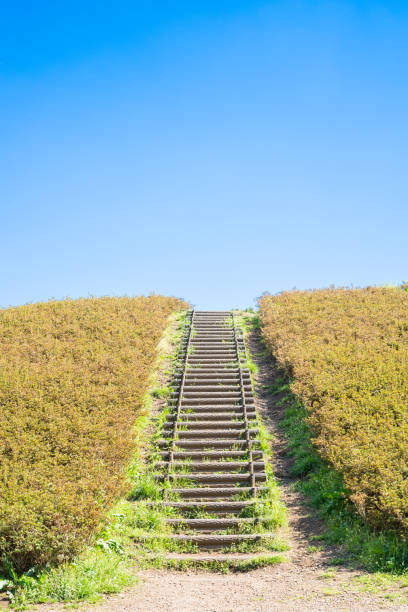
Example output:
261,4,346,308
260,287,408,534
0,295,187,571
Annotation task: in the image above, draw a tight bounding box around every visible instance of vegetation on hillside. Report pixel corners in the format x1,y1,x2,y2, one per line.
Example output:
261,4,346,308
260,287,408,535
0,295,187,573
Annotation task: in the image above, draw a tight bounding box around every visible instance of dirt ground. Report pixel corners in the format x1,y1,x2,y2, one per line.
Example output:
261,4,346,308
37,328,408,612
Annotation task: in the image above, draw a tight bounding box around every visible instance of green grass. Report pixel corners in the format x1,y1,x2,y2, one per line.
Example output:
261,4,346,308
151,385,173,399
129,472,163,501
4,550,136,610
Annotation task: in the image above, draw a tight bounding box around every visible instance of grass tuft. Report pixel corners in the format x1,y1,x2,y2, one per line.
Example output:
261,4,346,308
6,549,136,610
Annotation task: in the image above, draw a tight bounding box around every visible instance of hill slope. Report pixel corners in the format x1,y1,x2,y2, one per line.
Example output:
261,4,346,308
0,295,187,571
260,287,408,534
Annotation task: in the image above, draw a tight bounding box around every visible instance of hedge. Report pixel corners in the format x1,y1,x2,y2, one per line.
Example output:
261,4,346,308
260,287,408,534
0,295,187,571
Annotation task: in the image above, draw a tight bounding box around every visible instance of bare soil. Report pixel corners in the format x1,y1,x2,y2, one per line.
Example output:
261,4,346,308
38,327,408,611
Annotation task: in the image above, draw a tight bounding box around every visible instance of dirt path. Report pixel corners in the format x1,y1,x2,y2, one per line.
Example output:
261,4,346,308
63,565,406,612
43,327,408,612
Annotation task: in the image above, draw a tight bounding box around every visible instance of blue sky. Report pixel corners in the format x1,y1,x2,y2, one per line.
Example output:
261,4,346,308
1,1,407,310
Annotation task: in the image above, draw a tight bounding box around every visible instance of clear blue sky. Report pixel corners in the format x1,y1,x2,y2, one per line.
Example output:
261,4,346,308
2,1,407,310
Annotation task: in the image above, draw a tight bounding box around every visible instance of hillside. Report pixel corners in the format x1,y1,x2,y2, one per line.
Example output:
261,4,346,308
260,287,408,534
0,295,187,571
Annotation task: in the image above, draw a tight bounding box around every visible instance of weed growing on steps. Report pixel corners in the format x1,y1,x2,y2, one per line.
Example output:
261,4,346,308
137,553,286,573
151,385,172,399
222,536,288,554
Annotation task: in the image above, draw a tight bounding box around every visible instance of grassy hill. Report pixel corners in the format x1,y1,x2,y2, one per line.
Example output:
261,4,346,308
0,295,187,571
260,287,408,536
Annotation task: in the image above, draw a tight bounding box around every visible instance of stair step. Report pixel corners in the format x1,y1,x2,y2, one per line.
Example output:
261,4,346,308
137,533,275,550
178,404,253,410
191,338,234,341
156,460,265,472
158,450,262,460
190,348,236,352
169,486,268,499
159,472,266,484
190,343,235,347
166,517,256,529
142,552,282,565
183,372,247,377
169,421,247,430
165,412,255,421
165,428,259,438
157,439,261,449
175,409,255,417
161,500,256,513
188,353,237,358
188,349,235,352
182,384,245,389
179,392,248,397
185,371,241,376
182,380,247,385
180,398,254,405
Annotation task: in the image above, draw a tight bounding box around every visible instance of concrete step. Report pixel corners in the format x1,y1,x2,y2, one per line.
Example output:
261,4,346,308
168,406,247,415
158,450,262,460
165,412,255,421
165,517,257,530
157,439,261,449
160,472,267,484
138,533,275,550
165,428,259,438
180,397,254,405
171,421,247,430
161,500,256,514
182,378,242,384
142,552,283,565
156,460,265,472
182,384,249,390
169,486,268,499
179,391,250,398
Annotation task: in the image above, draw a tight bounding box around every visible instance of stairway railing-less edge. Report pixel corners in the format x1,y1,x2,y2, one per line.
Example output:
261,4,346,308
232,311,256,497
165,309,195,497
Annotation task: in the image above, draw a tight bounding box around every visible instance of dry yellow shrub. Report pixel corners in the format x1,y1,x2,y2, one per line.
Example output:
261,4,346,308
0,295,187,571
260,287,408,533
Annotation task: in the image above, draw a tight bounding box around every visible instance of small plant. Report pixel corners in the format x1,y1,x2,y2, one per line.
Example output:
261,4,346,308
151,385,172,399
2,550,136,608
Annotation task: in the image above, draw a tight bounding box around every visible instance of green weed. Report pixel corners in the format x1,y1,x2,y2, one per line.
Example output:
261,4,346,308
6,550,135,610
